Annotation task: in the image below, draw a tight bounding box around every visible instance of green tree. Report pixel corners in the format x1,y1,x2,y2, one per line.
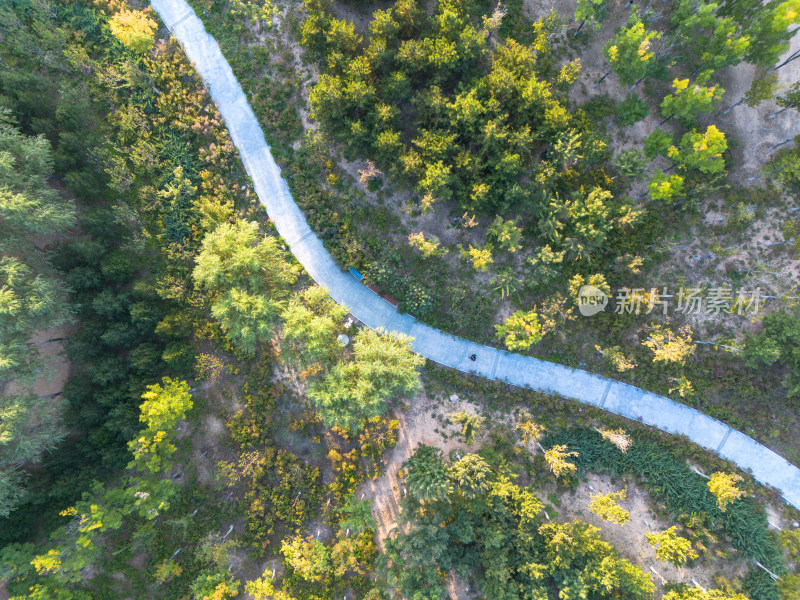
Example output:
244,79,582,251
192,218,299,354
307,328,423,431
742,308,800,396
603,13,661,88
660,71,724,125
281,535,330,583
672,0,749,70
281,286,347,370
648,169,685,203
737,0,800,68
644,129,674,159
574,0,611,34
646,526,698,567
403,444,451,503
723,72,778,114
768,81,800,119
669,126,728,175
765,134,800,190
230,0,277,26
613,93,649,127
495,309,543,351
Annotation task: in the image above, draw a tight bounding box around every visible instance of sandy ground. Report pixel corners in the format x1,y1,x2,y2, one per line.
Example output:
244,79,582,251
2,324,74,399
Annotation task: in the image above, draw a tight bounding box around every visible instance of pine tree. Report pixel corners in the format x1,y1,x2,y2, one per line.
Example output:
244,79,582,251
403,444,451,503
307,328,423,432
192,218,300,354
0,111,75,516
280,286,348,371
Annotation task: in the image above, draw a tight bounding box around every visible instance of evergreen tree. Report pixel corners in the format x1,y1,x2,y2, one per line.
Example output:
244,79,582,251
192,218,299,354
403,444,451,503
0,111,75,516
280,286,347,371
307,328,422,432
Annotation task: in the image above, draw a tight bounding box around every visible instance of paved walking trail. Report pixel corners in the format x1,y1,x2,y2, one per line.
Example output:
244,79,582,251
150,0,800,511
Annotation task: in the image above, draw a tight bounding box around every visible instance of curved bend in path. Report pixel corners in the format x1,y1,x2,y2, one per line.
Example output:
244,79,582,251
151,0,800,511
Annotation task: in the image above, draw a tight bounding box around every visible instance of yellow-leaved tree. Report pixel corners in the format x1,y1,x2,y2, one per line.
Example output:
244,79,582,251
108,9,157,53
707,472,746,512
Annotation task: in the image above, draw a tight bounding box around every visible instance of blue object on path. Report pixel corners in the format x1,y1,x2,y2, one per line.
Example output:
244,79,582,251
348,267,364,281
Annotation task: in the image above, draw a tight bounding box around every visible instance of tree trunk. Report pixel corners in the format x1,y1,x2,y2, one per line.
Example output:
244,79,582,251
767,107,791,119
606,116,619,129
771,48,800,72
630,76,645,91
657,114,673,126
574,17,587,37
768,139,794,153
594,70,611,89
722,99,744,115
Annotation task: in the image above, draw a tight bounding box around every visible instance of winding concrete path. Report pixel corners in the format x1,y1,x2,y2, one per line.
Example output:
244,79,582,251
150,0,800,512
